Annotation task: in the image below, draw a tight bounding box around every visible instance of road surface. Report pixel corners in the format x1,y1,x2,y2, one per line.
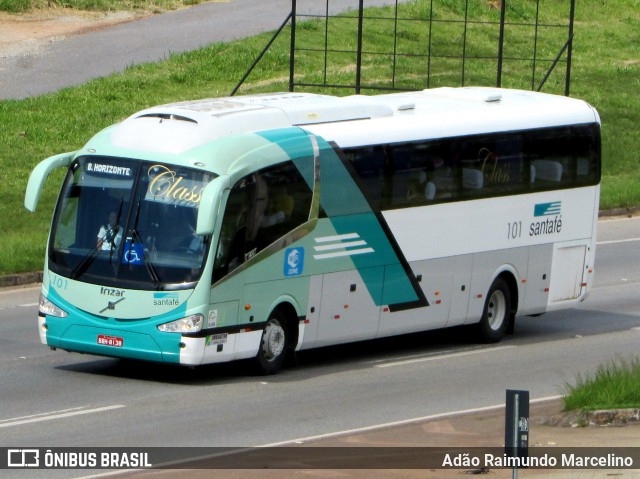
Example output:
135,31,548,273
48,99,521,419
0,217,638,464
0,0,405,99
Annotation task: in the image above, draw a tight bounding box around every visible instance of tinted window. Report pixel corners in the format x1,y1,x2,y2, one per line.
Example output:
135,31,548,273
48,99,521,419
49,156,215,289
213,161,313,282
344,123,600,210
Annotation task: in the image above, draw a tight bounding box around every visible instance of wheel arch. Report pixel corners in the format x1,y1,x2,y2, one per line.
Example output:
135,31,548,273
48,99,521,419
270,299,301,352
492,267,519,334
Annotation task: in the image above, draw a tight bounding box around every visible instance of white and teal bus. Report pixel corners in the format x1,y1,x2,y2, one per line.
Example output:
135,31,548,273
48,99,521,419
25,87,600,374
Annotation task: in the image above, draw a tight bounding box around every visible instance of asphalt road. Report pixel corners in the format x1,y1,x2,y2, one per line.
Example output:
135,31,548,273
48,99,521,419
0,0,405,100
0,217,639,476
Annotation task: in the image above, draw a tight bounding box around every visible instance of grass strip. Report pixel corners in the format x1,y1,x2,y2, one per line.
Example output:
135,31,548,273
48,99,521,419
564,357,640,411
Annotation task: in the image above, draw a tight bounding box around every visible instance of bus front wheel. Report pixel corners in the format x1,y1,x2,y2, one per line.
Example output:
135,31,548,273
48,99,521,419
478,277,511,343
256,312,288,374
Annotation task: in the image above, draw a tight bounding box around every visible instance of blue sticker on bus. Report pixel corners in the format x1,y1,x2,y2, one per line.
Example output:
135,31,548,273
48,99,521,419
122,241,144,265
284,247,304,277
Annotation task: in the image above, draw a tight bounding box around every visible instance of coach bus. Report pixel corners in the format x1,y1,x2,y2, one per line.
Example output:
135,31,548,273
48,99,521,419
25,87,601,373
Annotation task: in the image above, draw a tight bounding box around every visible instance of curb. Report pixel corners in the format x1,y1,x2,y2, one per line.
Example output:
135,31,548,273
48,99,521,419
598,206,640,218
0,271,43,289
587,408,640,426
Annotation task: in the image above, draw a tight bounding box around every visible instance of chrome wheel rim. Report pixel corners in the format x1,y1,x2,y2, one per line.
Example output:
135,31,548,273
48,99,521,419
487,290,507,330
262,320,285,361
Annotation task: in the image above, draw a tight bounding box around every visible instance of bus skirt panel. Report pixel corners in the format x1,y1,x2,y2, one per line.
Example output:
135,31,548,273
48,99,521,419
44,319,182,364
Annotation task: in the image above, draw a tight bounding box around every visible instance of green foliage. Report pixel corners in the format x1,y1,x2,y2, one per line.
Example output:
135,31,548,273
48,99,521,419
564,357,640,411
0,0,31,12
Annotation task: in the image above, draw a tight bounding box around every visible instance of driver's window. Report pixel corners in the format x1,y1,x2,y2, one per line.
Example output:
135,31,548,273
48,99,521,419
213,176,252,282
212,161,313,283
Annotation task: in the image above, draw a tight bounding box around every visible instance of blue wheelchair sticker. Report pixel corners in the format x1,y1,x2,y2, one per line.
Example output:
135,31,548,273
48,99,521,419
122,240,144,265
284,247,304,277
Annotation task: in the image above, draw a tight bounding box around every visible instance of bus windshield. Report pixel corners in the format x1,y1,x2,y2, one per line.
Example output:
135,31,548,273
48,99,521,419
49,156,216,290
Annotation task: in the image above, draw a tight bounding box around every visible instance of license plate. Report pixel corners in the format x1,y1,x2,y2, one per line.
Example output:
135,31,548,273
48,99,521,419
97,334,124,347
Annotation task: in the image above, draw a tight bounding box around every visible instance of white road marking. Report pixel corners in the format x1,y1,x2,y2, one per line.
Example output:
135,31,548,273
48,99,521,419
262,395,562,447
77,396,563,478
597,237,640,245
375,345,516,368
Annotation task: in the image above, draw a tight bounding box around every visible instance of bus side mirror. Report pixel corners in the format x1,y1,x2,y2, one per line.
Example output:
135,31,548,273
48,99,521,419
196,176,230,235
24,151,76,212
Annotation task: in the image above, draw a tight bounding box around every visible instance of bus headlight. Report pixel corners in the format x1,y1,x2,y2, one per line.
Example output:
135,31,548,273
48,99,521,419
157,314,204,333
39,294,68,318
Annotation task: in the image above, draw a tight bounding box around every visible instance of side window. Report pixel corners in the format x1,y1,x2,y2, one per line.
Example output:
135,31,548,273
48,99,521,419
346,145,387,209
347,142,458,209
344,123,600,213
387,143,424,207
527,125,600,189
387,142,456,207
258,162,313,249
527,128,571,188
424,142,461,203
572,124,601,185
212,161,313,283
456,133,526,198
385,141,469,207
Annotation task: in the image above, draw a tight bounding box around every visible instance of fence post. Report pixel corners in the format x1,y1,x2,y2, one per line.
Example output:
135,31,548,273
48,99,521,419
289,0,297,92
565,0,575,96
496,0,507,88
356,0,364,94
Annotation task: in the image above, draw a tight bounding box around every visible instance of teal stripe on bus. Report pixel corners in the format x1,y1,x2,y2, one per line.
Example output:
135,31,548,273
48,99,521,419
258,128,426,308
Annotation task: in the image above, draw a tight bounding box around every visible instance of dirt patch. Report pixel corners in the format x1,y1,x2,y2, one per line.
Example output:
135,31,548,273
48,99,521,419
0,8,145,58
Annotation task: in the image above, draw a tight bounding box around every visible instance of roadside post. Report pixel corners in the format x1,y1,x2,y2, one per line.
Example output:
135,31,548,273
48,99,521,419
505,389,529,479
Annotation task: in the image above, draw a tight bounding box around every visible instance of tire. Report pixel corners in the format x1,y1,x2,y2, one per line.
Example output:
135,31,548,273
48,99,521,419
478,277,511,343
255,311,288,374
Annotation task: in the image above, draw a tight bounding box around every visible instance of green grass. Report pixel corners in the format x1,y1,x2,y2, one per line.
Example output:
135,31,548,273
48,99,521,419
0,0,639,275
564,358,640,411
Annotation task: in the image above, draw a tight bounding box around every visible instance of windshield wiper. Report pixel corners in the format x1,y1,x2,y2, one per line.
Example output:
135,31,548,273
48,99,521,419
69,245,101,280
127,199,162,289
71,197,124,280
107,198,125,265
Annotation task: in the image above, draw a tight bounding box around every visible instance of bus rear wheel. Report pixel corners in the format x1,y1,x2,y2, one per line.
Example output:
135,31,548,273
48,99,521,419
478,277,511,343
255,311,288,374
